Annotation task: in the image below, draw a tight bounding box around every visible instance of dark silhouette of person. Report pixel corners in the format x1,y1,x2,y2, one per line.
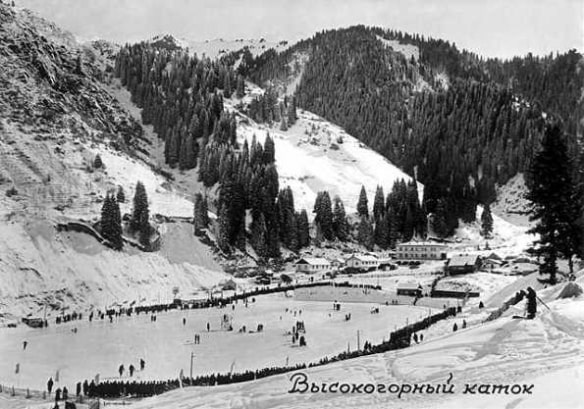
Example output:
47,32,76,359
62,386,68,400
140,359,145,371
55,388,61,402
83,380,89,396
23,340,27,350
119,364,124,377
76,382,81,397
47,377,54,395
129,364,135,377
526,287,537,319
207,322,210,332
453,323,458,332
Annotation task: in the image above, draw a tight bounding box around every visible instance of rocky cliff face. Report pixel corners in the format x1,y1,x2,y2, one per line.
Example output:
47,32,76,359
0,2,141,145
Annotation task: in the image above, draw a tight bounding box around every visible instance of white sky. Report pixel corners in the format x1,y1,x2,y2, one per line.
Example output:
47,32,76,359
15,0,584,59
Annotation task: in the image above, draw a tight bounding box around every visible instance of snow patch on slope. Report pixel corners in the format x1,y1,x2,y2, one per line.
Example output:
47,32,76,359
186,38,289,60
376,35,419,61
226,88,422,215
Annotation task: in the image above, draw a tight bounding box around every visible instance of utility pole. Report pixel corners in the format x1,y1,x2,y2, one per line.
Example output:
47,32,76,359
190,352,195,380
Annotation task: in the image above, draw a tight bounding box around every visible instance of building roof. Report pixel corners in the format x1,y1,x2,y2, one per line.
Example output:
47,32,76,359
296,257,330,266
347,254,379,262
448,255,481,267
397,241,448,248
397,281,421,290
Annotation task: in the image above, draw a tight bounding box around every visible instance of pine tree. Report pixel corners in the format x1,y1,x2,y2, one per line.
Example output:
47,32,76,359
357,185,369,218
358,217,374,250
374,214,389,249
236,75,245,98
116,186,125,203
287,96,297,126
93,154,103,169
101,194,123,250
314,191,334,240
332,196,349,241
216,204,231,253
193,193,209,236
431,199,449,238
373,185,385,221
251,212,268,259
131,181,150,246
296,210,310,248
480,203,494,239
527,123,581,280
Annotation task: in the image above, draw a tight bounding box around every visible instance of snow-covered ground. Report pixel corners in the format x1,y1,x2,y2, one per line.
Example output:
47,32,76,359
376,35,419,61
0,294,431,394
186,38,289,60
114,272,584,409
0,219,225,321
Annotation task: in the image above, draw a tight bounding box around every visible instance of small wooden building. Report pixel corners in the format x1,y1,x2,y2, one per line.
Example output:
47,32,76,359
446,255,482,275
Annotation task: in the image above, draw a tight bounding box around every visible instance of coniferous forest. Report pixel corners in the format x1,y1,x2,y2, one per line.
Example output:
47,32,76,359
113,26,584,260
242,26,583,234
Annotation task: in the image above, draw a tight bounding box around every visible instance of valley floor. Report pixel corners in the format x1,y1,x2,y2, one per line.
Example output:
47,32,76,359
0,294,431,395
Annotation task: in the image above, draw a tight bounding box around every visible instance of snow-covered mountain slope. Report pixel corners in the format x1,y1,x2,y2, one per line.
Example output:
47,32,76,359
0,219,225,321
127,273,584,409
0,3,225,321
225,85,422,216
186,38,289,59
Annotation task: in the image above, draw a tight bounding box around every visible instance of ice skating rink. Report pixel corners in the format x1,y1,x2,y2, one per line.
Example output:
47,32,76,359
0,293,433,393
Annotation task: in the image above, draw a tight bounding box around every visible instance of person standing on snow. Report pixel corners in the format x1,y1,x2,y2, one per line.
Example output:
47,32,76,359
526,287,537,319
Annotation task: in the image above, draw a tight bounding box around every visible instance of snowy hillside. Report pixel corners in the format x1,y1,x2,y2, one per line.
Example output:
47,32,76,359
225,84,422,216
186,38,289,59
0,3,226,322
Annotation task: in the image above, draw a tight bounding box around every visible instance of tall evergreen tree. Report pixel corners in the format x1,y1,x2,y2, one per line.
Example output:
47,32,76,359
313,191,334,240
216,204,231,253
332,196,349,241
432,199,449,238
101,194,123,250
374,214,390,249
116,185,125,203
251,212,268,259
357,217,374,250
527,123,581,280
480,203,494,239
193,193,209,236
131,181,150,246
357,185,369,218
296,210,310,248
373,185,385,221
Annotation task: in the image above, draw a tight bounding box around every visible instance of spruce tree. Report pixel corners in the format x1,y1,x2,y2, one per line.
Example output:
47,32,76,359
314,191,334,240
480,203,494,239
251,212,268,259
93,154,103,169
193,193,209,235
296,210,310,248
101,194,123,250
431,199,449,238
116,186,125,203
374,214,389,249
357,185,369,218
236,75,245,98
527,123,581,280
358,217,374,250
131,181,150,246
373,185,385,221
332,196,349,241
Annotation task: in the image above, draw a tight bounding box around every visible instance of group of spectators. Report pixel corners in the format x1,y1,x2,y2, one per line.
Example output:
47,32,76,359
82,306,459,399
